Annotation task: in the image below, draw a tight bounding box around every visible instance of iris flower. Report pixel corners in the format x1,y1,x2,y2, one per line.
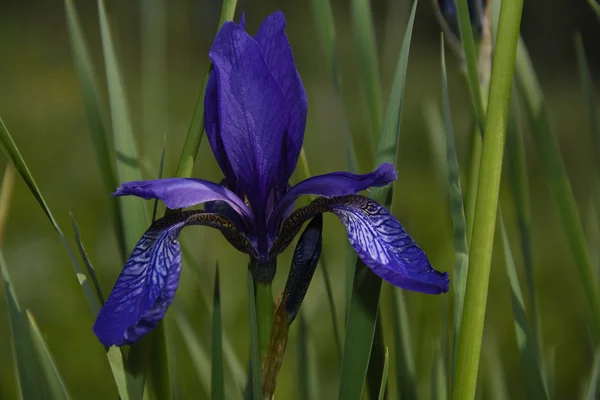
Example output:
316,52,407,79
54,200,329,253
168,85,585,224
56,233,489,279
93,12,449,347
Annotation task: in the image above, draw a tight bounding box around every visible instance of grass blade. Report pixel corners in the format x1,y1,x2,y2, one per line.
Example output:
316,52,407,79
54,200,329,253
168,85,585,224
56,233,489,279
377,347,389,400
339,2,418,398
247,269,262,400
500,218,547,399
430,343,448,400
585,349,600,400
173,309,210,398
587,0,600,21
26,310,71,400
515,37,600,338
212,265,224,400
64,0,125,261
1,249,44,398
297,313,319,399
174,0,237,178
70,213,105,304
441,36,469,372
351,0,383,145
452,0,524,397
390,289,417,399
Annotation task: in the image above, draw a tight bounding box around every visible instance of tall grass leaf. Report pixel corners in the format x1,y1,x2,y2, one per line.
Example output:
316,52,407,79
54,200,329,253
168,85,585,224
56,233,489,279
452,0,524,396
500,218,547,399
297,313,319,399
97,0,148,253
515,38,600,338
423,101,449,188
366,319,387,400
152,140,166,223
175,0,237,178
0,164,15,244
64,0,126,261
351,0,383,145
70,213,105,304
391,289,417,399
441,37,469,371
587,0,600,21
26,311,71,400
430,344,448,400
173,308,210,399
212,265,224,400
377,347,389,400
247,269,262,400
338,2,418,398
1,249,44,398
585,349,600,400
483,342,509,400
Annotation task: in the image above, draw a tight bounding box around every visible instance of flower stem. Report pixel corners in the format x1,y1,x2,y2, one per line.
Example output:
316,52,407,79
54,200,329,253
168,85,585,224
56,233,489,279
452,0,524,398
254,281,274,364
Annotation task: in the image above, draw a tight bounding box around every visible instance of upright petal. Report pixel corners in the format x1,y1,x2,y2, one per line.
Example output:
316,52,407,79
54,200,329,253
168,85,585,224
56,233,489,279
94,211,254,346
271,195,449,294
209,21,286,209
268,163,397,232
254,12,308,186
113,178,253,224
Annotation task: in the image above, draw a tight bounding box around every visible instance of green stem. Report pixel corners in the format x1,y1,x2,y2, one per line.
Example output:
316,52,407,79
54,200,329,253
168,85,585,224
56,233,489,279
255,282,274,364
452,0,524,398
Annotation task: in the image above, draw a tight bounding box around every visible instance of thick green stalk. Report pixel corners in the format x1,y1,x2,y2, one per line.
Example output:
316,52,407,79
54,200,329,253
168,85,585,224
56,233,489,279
255,282,274,364
174,0,237,178
452,0,524,398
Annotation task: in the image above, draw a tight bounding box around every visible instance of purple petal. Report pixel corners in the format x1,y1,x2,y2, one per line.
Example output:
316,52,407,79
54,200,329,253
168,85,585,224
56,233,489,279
254,11,308,186
113,178,252,222
269,163,397,232
330,197,449,294
93,219,186,346
209,21,286,209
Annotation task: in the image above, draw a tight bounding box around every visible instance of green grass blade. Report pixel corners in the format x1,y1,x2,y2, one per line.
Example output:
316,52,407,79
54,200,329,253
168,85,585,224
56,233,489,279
587,0,600,21
26,311,71,400
212,265,224,400
452,0,524,397
97,0,148,253
391,289,417,399
339,2,418,398
351,0,383,145
152,140,167,223
247,269,262,400
173,308,210,398
377,347,389,400
366,319,386,400
483,342,509,400
430,343,448,400
1,249,44,398
441,37,469,371
70,213,105,304
423,101,449,187
515,38,600,338
500,218,547,399
585,349,600,400
64,0,126,261
174,0,237,178
297,313,319,399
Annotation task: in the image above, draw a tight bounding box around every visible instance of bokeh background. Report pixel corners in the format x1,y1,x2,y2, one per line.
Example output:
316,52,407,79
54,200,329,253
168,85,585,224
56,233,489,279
0,0,599,398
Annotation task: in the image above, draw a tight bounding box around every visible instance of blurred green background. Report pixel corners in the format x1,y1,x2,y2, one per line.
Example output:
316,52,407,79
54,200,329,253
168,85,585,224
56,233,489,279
0,0,599,398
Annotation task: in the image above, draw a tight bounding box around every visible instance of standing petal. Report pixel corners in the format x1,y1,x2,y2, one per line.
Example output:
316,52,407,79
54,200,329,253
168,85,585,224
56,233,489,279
254,11,308,187
94,211,254,346
209,21,286,210
271,195,449,294
268,163,397,233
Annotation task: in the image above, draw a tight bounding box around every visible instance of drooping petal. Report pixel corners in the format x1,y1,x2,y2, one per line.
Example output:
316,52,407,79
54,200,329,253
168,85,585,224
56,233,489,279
270,195,449,294
94,211,254,346
209,21,286,210
268,163,397,233
113,178,253,223
254,11,308,187
282,214,322,324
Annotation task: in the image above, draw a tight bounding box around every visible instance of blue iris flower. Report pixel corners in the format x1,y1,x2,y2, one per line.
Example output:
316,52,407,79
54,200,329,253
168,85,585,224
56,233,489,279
93,12,450,347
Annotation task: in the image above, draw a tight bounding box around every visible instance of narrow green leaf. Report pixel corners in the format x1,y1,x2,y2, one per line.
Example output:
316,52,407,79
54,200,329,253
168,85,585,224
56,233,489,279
174,0,237,178
515,37,600,338
297,313,319,399
452,0,524,398
1,249,44,398
441,37,469,371
391,289,417,399
64,0,126,261
212,265,224,400
430,344,448,400
500,218,547,399
377,347,389,400
339,2,418,398
26,311,71,400
152,140,167,223
483,342,509,400
366,319,386,400
351,0,383,145
247,269,262,400
423,101,449,187
97,0,148,254
585,349,600,400
587,0,600,21
70,213,105,304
